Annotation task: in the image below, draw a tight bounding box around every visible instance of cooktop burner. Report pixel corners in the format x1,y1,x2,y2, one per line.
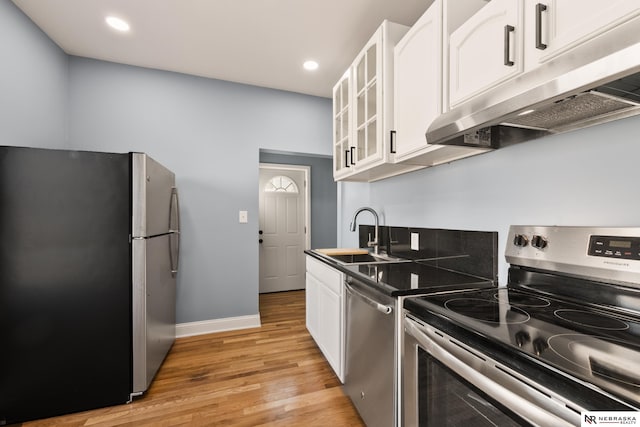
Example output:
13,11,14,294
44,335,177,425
554,309,629,330
444,297,530,324
547,334,640,388
493,291,550,307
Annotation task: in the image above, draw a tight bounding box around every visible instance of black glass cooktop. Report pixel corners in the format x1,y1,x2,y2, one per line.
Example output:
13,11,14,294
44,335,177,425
405,284,640,407
342,261,494,296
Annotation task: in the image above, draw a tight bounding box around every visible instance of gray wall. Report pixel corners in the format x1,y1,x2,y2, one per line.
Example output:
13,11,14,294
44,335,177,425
67,57,332,323
338,116,640,285
0,1,68,148
259,151,337,249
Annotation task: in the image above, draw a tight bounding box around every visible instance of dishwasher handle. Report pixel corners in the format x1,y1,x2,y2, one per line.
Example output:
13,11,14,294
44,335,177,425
345,282,393,315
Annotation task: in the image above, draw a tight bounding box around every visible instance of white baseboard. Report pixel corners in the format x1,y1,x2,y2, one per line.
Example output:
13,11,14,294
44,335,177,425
176,314,262,338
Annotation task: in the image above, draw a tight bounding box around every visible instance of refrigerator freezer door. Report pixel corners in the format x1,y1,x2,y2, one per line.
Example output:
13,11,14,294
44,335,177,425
132,153,177,238
132,235,177,394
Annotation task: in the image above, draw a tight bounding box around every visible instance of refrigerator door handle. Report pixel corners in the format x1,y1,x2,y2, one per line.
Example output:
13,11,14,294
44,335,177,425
169,187,181,276
170,233,180,277
169,186,180,234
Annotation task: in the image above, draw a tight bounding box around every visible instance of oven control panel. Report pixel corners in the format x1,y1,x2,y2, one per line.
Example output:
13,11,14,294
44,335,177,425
506,226,640,285
588,235,640,261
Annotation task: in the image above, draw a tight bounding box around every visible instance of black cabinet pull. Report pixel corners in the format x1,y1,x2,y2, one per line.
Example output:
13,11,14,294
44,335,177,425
536,3,548,50
350,147,356,165
390,130,396,154
345,149,350,168
259,239,263,244
504,25,515,66
259,230,263,235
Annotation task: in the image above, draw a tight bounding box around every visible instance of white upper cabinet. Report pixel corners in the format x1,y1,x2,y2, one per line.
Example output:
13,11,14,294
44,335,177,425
449,0,524,109
524,0,640,67
393,2,442,161
449,0,640,109
333,20,425,182
393,0,489,166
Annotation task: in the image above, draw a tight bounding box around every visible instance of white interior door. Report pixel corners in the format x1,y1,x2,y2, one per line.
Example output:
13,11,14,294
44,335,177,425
259,165,309,293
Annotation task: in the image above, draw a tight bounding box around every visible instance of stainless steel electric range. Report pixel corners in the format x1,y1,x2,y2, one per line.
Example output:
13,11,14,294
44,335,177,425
403,226,640,426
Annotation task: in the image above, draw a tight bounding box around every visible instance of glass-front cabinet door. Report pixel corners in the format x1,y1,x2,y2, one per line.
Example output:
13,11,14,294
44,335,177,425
353,41,381,168
331,20,411,182
332,72,352,179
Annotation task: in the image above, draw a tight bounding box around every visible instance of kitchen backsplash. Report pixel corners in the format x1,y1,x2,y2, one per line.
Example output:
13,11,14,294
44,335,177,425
359,225,498,282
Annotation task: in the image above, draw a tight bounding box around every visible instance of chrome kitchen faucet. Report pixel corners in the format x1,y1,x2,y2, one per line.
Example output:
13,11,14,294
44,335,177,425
349,207,380,254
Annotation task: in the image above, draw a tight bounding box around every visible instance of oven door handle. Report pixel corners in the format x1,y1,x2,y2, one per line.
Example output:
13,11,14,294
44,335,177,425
404,316,432,348
345,282,393,315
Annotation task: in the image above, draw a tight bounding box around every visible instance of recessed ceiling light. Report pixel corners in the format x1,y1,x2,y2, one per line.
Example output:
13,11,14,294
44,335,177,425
303,60,319,71
106,16,130,32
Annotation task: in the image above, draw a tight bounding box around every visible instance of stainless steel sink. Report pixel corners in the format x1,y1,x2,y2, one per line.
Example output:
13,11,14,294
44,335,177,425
327,252,407,265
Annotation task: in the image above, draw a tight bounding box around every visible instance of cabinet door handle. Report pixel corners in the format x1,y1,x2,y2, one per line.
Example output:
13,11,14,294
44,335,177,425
390,130,396,154
345,149,350,168
350,147,356,165
504,25,515,66
535,3,548,50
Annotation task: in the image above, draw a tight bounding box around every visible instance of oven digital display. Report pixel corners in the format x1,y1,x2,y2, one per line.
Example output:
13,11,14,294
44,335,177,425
589,235,640,260
610,240,632,249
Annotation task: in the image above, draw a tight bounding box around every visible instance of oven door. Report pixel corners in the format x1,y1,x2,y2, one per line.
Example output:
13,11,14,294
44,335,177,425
402,315,580,426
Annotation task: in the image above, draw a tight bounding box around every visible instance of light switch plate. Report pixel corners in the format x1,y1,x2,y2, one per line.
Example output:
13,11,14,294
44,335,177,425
411,232,419,251
239,210,248,223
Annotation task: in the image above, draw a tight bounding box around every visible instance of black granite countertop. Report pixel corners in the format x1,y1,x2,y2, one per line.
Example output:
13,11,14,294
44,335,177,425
305,249,495,297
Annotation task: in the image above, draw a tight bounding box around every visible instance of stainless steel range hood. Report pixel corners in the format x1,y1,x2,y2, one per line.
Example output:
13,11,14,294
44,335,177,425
427,40,640,150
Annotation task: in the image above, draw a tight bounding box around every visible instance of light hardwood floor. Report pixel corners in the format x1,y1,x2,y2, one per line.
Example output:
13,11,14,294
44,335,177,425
21,291,364,426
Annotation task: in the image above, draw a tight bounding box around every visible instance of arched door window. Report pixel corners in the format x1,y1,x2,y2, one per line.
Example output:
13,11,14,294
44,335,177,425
264,175,299,193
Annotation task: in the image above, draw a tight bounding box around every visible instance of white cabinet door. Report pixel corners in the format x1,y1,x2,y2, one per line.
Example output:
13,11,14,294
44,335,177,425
305,272,320,341
449,0,524,108
529,0,640,65
393,1,443,161
353,31,384,170
317,282,342,380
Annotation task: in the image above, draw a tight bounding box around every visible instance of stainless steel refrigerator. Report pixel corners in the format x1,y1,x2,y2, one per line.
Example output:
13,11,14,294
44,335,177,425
0,146,180,425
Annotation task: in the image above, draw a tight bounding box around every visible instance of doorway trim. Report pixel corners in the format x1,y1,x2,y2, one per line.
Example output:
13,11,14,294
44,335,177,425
259,163,311,250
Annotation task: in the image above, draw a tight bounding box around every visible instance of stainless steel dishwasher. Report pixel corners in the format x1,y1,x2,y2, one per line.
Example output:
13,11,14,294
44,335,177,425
344,276,396,427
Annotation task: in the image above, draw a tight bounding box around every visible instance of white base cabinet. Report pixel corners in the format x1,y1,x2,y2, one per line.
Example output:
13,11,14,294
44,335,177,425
305,256,344,382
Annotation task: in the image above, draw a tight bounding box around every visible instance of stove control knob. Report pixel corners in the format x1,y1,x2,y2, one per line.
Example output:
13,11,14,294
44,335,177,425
531,235,548,250
513,234,529,247
533,338,549,356
514,331,530,347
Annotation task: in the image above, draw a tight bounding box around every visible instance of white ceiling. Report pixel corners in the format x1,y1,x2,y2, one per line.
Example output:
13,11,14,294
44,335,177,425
12,0,433,98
